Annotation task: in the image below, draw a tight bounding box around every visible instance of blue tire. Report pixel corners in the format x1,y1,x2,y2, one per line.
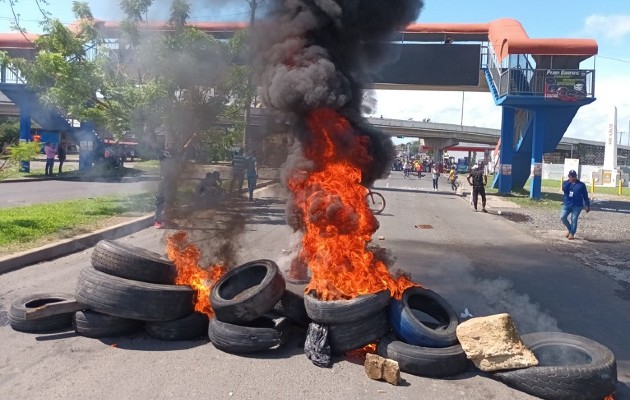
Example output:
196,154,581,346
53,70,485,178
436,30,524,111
388,286,459,348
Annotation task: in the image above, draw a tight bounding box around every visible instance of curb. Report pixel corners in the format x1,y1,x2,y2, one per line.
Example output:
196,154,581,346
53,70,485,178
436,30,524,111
0,179,280,275
0,214,154,275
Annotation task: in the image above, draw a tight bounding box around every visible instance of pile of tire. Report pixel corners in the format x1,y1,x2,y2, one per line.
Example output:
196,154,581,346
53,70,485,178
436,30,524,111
304,289,392,355
75,239,204,340
8,240,202,340
208,259,305,354
377,286,469,378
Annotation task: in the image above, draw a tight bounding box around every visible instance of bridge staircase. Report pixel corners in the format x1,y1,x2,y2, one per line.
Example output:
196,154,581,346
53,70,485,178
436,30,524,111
0,82,75,132
0,64,75,132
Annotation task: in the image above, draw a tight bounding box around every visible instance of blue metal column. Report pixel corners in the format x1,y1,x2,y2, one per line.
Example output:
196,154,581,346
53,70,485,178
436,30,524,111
529,108,545,200
498,106,514,194
19,97,32,173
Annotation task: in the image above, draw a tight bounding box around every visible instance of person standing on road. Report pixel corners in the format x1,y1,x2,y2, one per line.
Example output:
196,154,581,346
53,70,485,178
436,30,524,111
448,166,458,191
467,164,487,212
431,164,440,191
245,150,258,202
44,142,57,177
560,170,590,240
229,148,247,195
57,143,66,174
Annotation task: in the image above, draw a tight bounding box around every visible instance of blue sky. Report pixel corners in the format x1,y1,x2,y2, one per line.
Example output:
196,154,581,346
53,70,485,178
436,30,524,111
1,0,630,144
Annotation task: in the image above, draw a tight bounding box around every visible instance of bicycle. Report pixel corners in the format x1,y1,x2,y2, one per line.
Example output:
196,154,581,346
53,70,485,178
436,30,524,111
366,187,386,215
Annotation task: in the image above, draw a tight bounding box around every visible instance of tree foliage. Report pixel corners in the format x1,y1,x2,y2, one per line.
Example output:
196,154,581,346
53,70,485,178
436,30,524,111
0,119,20,148
7,0,253,158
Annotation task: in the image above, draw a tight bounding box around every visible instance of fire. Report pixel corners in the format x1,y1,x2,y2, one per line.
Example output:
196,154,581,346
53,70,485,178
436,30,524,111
604,394,615,400
166,231,227,317
288,108,416,300
345,343,378,359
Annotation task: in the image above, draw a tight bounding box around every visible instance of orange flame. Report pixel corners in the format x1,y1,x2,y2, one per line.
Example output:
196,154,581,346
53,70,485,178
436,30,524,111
603,394,615,400
345,343,378,359
166,231,227,317
288,108,416,300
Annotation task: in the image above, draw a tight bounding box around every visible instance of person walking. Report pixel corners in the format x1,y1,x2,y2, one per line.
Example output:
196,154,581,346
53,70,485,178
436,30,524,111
44,142,57,176
560,170,590,240
229,148,247,195
448,166,458,191
245,150,258,202
467,164,487,212
57,143,66,174
403,160,411,178
431,164,440,191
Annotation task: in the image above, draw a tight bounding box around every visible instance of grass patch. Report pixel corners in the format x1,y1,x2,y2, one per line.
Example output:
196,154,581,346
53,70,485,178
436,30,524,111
486,174,629,211
131,159,160,172
0,192,154,256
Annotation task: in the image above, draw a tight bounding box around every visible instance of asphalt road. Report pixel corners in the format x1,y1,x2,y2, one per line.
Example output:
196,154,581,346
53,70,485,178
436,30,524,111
0,174,628,399
0,179,158,209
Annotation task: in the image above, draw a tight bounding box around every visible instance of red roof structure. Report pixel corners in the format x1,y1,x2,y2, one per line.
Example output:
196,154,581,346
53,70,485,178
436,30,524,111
1,18,598,62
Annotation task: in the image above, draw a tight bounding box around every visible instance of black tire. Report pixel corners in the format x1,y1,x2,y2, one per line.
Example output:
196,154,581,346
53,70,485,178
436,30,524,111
211,259,286,324
8,292,75,333
75,266,194,322
208,315,289,354
145,312,209,341
328,309,390,354
493,332,617,400
91,239,177,284
273,290,310,327
366,191,386,214
304,290,390,325
377,335,469,378
73,310,141,338
388,286,459,348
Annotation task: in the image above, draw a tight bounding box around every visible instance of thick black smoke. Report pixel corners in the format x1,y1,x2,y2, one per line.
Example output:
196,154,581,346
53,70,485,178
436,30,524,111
255,0,424,185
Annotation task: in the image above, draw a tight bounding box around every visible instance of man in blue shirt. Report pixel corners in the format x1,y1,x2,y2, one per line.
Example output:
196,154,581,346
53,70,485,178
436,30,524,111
560,170,590,240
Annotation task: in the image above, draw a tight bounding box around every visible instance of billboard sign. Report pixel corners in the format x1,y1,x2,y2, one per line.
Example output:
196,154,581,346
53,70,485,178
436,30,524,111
544,70,587,102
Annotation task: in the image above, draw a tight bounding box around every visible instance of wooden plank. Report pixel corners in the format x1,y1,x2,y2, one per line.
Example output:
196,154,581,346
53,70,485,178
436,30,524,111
25,299,84,319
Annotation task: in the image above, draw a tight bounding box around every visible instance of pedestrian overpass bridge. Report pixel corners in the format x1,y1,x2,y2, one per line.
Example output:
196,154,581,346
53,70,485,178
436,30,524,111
0,18,599,199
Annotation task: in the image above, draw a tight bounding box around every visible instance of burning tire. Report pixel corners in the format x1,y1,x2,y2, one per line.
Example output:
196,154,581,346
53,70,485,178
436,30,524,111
304,289,390,324
493,332,617,400
328,309,390,354
75,266,194,322
377,335,469,378
91,240,177,285
8,292,74,333
273,290,310,327
388,286,459,348
208,315,290,354
145,312,209,341
210,259,286,324
73,310,141,338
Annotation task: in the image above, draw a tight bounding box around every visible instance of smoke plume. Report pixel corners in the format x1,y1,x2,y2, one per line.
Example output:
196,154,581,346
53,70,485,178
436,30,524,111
255,0,423,186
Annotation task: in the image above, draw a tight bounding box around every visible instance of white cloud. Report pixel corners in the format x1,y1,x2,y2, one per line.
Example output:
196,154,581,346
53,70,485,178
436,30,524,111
583,14,630,42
